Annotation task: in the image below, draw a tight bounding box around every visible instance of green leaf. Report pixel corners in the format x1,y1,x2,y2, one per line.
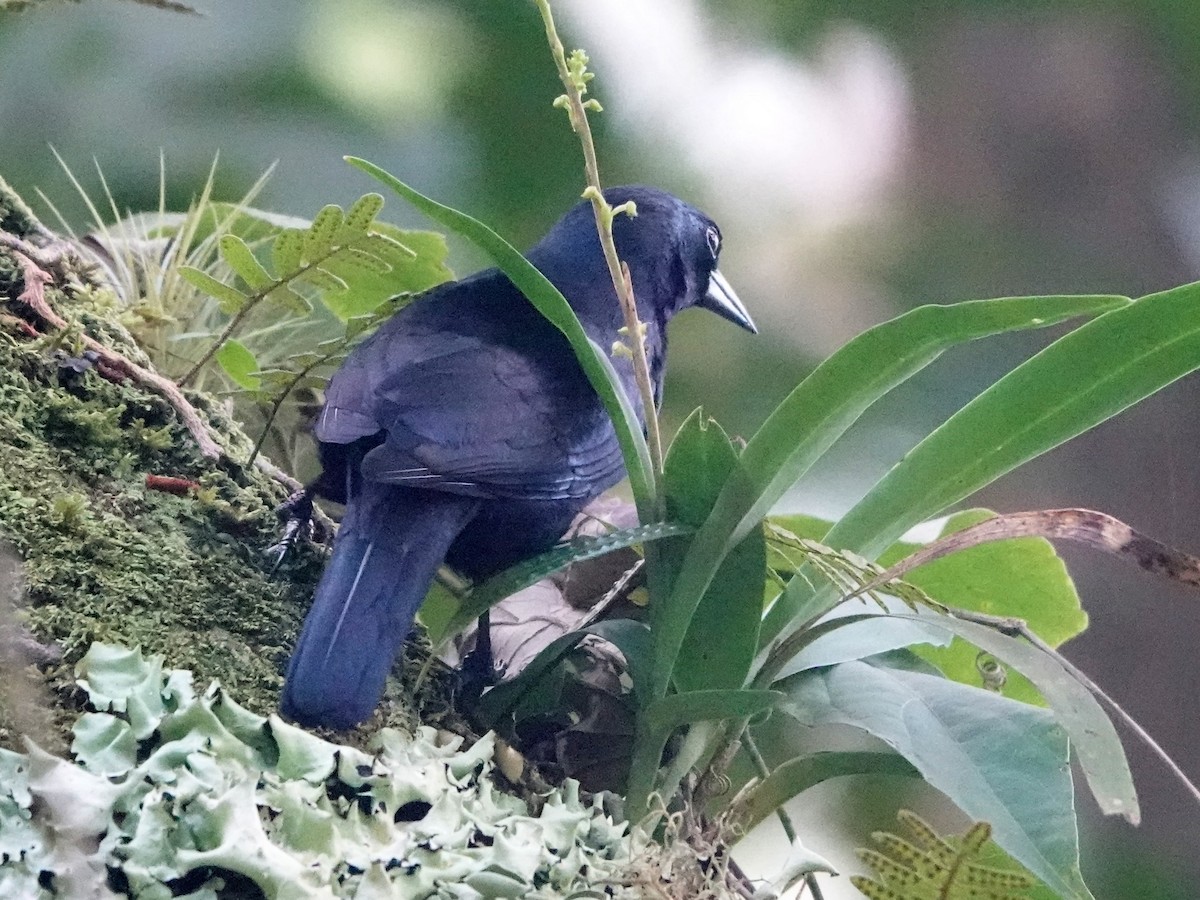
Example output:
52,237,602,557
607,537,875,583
642,688,783,736
338,246,394,275
626,688,782,815
362,229,419,261
178,265,249,315
302,266,349,294
886,509,1086,704
440,521,691,639
218,233,272,290
303,203,344,259
652,294,1128,698
214,339,260,390
886,613,1137,825
341,192,385,238
800,282,1200,635
736,751,918,834
320,226,451,322
660,411,764,693
346,156,656,517
775,608,953,675
264,284,311,316
781,655,1092,900
771,510,1087,704
271,228,305,275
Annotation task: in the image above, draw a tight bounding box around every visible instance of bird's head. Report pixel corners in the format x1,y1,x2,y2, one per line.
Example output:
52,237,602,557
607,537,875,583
608,185,756,334
534,186,757,335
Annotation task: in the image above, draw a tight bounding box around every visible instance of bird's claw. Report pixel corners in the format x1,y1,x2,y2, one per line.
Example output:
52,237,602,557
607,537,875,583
266,488,317,578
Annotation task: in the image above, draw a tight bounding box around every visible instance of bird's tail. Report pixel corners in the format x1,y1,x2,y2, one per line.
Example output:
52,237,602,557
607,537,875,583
281,486,477,729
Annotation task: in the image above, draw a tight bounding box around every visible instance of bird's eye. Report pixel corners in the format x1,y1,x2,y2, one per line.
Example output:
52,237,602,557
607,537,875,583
705,226,721,260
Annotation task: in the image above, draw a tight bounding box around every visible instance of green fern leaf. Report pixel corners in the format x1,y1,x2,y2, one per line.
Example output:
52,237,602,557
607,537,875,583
264,285,312,316
363,230,417,260
214,339,260,390
337,246,394,274
178,266,249,315
218,234,273,290
302,267,349,294
341,192,385,238
303,204,344,259
852,812,1039,900
272,228,306,275
285,351,325,369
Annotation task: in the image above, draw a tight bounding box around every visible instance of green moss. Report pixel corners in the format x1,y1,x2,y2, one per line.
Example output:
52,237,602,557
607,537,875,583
0,174,43,238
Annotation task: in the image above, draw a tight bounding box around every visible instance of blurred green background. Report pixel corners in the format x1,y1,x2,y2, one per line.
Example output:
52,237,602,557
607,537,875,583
3,1,1199,896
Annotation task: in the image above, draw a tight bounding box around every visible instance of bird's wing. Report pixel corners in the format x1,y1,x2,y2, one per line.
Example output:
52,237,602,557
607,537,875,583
315,326,624,501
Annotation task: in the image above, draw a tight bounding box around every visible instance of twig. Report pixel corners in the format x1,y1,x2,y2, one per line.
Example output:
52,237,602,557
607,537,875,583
534,0,665,485
11,249,223,459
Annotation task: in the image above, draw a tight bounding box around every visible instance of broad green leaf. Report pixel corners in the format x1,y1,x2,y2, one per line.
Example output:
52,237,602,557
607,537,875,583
661,411,764,693
218,233,272,290
178,265,248,315
347,156,656,517
736,751,918,834
774,607,952,676
770,510,1087,704
886,510,1086,704
886,613,1137,824
654,294,1128,699
781,655,1092,900
441,521,691,639
214,339,260,390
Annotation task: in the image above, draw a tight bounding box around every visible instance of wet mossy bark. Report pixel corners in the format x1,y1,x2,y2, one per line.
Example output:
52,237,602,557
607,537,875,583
0,176,438,751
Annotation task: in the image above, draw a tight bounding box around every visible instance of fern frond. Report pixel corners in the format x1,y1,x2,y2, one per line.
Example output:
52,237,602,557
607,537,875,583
851,811,1039,900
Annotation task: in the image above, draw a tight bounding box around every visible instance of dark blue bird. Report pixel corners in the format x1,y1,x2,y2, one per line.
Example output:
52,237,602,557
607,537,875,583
281,186,755,729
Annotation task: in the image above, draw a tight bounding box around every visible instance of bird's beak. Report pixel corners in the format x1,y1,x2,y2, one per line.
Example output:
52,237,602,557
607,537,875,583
701,269,757,333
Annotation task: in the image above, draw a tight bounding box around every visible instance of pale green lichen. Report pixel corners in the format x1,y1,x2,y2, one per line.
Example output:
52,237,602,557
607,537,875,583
1,644,649,899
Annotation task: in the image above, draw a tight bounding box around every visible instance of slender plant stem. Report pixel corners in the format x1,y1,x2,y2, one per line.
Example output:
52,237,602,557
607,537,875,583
744,735,826,900
534,0,665,487
178,297,255,388
745,735,798,843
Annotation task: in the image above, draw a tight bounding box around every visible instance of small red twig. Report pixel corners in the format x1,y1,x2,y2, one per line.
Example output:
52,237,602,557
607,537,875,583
12,249,222,459
145,474,202,496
